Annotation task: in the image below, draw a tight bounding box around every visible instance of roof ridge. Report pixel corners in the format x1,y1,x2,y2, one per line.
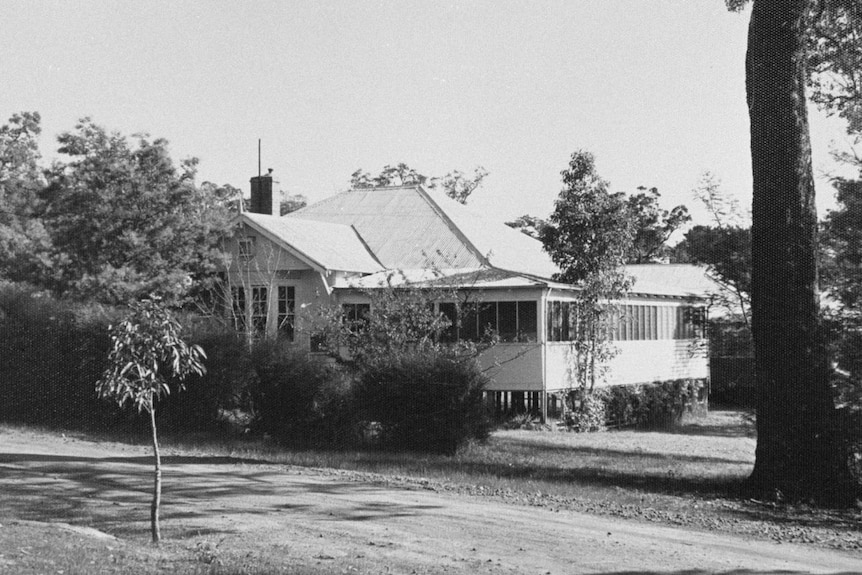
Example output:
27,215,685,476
413,185,492,269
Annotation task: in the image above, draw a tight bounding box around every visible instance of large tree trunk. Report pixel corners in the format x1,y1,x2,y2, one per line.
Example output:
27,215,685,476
746,0,852,505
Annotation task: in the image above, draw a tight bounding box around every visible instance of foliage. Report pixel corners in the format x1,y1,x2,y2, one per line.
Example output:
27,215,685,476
279,193,308,215
97,298,206,413
250,341,356,447
624,186,690,263
541,150,633,393
540,150,633,289
157,324,257,431
821,176,862,412
603,379,706,429
0,112,52,283
355,350,491,454
96,296,206,544
565,390,607,432
305,278,493,453
349,162,488,204
0,281,118,426
40,118,234,304
504,214,547,239
808,0,862,135
673,172,752,326
432,166,490,204
311,276,485,369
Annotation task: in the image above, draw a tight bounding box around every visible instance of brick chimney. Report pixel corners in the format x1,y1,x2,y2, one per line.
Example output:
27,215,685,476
250,168,274,215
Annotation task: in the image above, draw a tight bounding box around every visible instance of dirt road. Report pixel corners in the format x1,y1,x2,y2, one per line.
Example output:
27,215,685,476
1,428,860,574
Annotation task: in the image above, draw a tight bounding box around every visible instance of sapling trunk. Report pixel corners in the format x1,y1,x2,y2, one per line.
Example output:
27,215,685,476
149,401,162,544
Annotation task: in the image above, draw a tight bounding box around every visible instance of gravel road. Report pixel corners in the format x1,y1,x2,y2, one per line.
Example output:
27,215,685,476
1,428,860,574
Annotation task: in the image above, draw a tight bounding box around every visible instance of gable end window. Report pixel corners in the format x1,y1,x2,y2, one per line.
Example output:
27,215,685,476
238,236,255,260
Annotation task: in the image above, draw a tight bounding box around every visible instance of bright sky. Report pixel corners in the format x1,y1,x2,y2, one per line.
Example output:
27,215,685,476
1,1,855,228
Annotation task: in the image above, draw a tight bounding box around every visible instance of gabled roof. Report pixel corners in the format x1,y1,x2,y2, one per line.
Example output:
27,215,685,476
240,212,384,274
290,185,559,280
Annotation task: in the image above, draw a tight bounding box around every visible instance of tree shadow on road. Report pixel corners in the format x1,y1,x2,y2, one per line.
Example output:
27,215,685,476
0,451,443,539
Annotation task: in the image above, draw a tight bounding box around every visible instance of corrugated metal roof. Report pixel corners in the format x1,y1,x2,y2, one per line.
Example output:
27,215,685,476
625,264,720,298
291,186,559,279
289,187,483,270
337,268,559,290
421,187,560,279
241,213,384,274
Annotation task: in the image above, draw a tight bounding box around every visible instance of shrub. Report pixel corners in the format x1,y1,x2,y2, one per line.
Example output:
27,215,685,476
603,379,705,429
156,324,257,432
250,341,356,447
0,282,119,428
355,352,492,454
566,390,607,432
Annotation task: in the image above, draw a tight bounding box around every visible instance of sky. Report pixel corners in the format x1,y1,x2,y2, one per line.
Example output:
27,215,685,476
1,1,856,229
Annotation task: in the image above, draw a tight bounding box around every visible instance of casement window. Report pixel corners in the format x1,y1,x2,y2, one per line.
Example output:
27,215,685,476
614,304,706,341
445,300,537,343
238,236,255,260
342,303,370,333
277,286,296,341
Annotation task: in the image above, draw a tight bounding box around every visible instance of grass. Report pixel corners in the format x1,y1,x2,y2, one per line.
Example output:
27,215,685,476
162,410,757,507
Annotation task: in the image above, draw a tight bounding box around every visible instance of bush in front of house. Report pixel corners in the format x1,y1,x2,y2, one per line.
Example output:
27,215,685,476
0,281,119,427
155,324,258,432
250,340,357,447
355,351,492,454
566,390,608,432
603,378,705,429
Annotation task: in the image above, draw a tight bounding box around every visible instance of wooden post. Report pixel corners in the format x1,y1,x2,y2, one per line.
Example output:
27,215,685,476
540,391,547,424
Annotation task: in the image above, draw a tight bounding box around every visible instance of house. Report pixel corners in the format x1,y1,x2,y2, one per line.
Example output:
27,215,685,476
224,173,711,420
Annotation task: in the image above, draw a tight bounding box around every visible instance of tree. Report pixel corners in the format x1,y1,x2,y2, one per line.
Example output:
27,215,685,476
96,298,206,543
624,186,690,263
742,0,854,504
350,163,488,204
821,177,862,407
540,151,633,288
808,0,862,135
41,119,233,304
505,214,547,239
674,173,752,326
540,151,633,395
432,167,489,204
0,112,52,283
678,225,752,321
279,193,308,215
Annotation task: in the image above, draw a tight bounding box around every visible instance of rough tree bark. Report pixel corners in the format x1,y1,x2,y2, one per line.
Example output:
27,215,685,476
745,0,852,505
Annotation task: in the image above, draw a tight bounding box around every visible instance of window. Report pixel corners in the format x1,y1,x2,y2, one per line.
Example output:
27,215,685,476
498,301,517,342
517,301,538,342
251,286,268,335
342,303,370,333
277,286,296,341
439,300,537,343
683,306,707,339
438,302,458,343
547,301,573,342
238,236,255,260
